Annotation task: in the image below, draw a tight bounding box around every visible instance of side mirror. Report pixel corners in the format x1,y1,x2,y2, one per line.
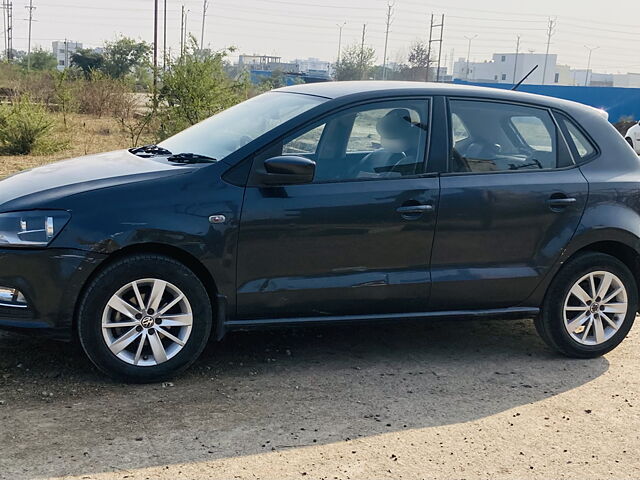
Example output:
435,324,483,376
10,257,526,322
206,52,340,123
260,156,316,185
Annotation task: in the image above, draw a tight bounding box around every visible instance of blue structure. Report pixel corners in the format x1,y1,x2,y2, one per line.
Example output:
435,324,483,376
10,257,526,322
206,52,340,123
453,80,640,123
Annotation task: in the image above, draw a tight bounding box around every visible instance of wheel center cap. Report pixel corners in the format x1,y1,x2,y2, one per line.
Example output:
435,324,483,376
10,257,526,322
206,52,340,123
140,316,155,328
590,303,600,314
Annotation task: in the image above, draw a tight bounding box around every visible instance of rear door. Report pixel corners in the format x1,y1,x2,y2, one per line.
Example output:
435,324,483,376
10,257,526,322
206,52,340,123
429,98,588,310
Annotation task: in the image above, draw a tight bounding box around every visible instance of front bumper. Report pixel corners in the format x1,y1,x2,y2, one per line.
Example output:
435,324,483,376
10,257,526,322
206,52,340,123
0,248,106,340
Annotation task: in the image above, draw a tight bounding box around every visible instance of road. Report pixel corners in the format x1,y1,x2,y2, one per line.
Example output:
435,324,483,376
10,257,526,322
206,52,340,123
1,317,639,479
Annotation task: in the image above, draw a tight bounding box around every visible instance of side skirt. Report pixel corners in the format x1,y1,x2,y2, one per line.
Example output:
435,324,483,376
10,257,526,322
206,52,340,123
219,307,540,337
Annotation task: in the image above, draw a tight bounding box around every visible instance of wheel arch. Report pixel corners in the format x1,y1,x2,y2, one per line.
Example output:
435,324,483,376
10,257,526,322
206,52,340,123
561,240,640,311
72,243,220,335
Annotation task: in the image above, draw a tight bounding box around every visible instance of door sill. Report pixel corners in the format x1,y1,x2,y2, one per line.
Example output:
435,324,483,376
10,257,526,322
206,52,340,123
223,307,539,331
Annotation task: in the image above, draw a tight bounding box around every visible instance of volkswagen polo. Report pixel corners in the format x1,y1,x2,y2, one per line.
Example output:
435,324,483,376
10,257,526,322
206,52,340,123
1,81,639,382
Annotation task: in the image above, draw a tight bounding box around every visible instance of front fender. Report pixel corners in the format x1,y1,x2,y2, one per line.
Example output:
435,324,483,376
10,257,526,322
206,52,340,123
48,164,245,311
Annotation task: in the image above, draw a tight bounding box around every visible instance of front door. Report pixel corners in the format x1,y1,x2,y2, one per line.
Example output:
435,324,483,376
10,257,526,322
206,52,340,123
429,98,588,310
236,98,439,319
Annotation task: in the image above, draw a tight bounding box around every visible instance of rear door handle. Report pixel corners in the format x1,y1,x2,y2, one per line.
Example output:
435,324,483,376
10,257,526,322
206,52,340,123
396,204,434,215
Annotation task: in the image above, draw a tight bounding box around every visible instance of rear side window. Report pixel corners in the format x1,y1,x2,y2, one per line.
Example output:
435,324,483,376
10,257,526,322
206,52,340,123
557,114,597,162
449,99,567,173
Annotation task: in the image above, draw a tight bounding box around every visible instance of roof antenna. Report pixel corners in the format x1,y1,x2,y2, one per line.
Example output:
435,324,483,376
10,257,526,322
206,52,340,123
511,65,539,91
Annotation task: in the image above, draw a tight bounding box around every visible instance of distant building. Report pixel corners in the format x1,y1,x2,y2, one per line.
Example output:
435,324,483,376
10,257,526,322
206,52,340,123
294,57,331,77
238,54,299,73
453,53,558,85
453,51,640,88
52,40,82,71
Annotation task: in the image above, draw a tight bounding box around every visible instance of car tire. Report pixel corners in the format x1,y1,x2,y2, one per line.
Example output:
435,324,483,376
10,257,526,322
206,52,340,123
535,252,637,358
77,254,213,383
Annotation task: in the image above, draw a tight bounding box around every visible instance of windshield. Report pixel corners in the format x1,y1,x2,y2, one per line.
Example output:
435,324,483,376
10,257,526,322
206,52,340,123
159,92,326,161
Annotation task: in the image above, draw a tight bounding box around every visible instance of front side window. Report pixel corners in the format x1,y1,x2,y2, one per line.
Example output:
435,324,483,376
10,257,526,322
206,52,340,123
449,99,565,173
280,100,429,183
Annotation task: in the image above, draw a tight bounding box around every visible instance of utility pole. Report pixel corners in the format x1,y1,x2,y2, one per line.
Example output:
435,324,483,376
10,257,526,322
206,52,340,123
512,35,521,84
359,23,367,80
200,0,209,50
336,21,346,65
435,14,445,81
183,9,190,55
426,13,434,82
5,0,12,61
64,38,68,70
464,34,477,81
1,1,7,61
25,0,35,70
382,2,394,80
584,45,599,86
153,0,159,91
163,0,167,69
542,17,556,85
180,5,185,57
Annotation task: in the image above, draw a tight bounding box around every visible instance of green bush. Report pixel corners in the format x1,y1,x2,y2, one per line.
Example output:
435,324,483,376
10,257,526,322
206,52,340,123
157,41,249,139
0,96,66,155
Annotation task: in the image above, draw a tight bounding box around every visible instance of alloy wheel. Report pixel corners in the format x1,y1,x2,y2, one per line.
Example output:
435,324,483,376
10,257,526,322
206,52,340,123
101,278,193,366
563,270,628,346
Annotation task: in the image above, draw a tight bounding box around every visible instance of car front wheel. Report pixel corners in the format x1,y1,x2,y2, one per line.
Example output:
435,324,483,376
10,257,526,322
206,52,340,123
536,252,637,358
77,254,213,383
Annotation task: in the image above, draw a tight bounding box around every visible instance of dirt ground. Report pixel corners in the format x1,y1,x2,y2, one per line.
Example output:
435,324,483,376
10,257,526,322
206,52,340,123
1,317,639,480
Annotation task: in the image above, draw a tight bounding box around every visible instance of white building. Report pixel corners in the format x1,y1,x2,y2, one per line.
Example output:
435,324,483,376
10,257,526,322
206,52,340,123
52,41,82,71
453,53,559,85
453,51,640,88
294,57,331,76
613,73,640,88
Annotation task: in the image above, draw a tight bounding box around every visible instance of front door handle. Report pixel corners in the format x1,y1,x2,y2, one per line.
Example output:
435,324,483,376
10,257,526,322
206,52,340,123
396,204,434,217
547,197,577,208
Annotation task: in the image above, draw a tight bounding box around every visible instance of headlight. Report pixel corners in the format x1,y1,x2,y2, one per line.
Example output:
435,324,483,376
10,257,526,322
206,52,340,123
0,210,71,247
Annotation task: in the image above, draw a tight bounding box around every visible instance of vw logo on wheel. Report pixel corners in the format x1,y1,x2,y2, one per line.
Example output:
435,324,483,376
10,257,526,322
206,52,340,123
140,316,155,329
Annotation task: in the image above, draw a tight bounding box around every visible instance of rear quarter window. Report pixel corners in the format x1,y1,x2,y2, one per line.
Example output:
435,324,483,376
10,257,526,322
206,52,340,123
557,114,598,162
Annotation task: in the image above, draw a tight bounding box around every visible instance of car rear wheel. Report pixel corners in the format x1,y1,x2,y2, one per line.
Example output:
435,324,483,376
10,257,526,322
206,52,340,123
77,254,212,383
535,252,637,358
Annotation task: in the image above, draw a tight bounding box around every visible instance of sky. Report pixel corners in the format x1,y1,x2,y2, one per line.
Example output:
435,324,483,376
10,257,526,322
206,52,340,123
6,0,639,74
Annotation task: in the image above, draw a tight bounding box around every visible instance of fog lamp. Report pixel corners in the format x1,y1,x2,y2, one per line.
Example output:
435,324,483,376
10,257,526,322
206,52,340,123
0,287,27,307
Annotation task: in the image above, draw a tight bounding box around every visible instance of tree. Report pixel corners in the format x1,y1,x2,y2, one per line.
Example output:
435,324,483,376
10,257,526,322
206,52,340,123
71,48,105,77
102,37,151,79
19,48,57,71
334,43,376,81
408,41,429,69
404,41,430,81
158,41,249,138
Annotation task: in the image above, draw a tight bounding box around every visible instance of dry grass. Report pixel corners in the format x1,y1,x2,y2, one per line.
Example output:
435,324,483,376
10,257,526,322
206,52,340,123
0,113,146,179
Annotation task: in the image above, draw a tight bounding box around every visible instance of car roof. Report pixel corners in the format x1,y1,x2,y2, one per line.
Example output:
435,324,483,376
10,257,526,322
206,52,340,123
276,81,606,118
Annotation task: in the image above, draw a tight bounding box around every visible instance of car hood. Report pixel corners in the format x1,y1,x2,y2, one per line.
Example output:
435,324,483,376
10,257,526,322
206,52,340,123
0,150,190,212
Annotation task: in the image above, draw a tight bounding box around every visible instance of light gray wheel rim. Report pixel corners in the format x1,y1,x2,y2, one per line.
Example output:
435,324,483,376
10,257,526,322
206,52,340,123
563,270,628,346
101,278,193,366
